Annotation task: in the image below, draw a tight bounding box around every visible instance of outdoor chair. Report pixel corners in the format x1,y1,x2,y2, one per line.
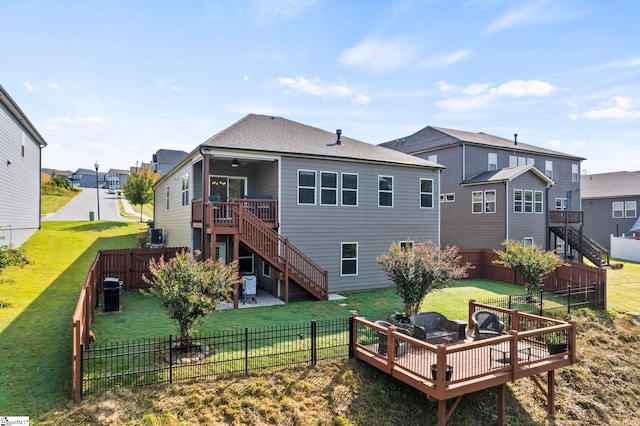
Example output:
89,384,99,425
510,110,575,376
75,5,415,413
471,310,504,340
375,320,410,357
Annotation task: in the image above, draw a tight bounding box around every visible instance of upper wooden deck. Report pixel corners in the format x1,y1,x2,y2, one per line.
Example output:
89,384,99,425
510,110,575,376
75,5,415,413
352,301,576,425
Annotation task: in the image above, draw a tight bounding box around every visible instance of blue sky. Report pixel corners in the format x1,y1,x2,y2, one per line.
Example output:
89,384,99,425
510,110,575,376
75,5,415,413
2,0,639,174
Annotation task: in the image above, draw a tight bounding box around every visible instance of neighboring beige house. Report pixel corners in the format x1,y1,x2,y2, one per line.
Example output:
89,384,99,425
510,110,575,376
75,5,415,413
0,85,48,247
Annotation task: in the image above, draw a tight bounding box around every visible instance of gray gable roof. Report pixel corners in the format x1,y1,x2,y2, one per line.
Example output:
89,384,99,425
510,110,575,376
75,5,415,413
381,125,585,161
581,171,640,199
0,85,47,147
199,114,442,168
462,165,554,186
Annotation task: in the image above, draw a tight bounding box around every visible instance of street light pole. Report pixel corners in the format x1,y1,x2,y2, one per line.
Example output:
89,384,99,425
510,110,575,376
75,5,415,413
94,161,101,220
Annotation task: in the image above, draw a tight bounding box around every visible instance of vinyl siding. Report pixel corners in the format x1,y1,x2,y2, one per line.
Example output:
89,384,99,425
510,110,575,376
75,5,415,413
442,182,506,249
506,174,549,247
279,157,440,293
154,162,193,248
0,102,42,247
582,196,640,249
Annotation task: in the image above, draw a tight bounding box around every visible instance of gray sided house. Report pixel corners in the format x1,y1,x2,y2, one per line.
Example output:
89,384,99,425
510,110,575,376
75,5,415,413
106,168,130,189
0,85,48,247
151,149,188,176
581,171,640,249
153,114,442,301
70,168,104,188
380,126,607,264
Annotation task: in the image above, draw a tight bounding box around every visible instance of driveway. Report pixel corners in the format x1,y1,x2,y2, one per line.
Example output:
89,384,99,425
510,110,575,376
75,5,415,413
43,188,128,221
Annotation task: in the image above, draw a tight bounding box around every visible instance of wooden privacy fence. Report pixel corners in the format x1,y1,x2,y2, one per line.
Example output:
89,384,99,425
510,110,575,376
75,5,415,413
72,246,186,401
458,249,606,307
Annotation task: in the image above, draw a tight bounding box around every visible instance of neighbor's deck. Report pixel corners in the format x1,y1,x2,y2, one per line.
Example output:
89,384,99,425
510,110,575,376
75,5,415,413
352,302,577,425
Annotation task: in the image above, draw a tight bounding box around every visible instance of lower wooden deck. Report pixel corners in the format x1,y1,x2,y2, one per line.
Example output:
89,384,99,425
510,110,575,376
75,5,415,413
351,304,577,425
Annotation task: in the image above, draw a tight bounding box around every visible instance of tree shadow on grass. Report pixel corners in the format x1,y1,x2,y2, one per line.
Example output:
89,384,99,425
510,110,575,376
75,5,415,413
61,221,131,232
0,232,138,418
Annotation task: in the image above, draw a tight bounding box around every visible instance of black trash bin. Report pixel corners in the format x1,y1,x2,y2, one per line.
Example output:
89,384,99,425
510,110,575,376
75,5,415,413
103,277,122,312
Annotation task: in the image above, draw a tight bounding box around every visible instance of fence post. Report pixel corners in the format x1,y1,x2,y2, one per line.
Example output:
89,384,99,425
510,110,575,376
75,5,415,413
567,285,572,314
348,315,355,359
539,289,543,317
508,295,512,310
169,335,173,383
80,343,84,400
245,327,249,374
311,320,317,366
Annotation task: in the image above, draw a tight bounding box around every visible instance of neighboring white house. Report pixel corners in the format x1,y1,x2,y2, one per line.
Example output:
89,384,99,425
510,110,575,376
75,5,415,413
0,85,48,247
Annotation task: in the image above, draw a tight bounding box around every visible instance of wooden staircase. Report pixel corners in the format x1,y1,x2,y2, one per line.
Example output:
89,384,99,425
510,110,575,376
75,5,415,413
233,204,328,301
549,225,610,267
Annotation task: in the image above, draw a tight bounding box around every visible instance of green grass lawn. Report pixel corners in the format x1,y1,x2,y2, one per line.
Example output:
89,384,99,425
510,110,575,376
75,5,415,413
605,258,640,314
0,221,146,417
40,186,81,215
1,219,637,421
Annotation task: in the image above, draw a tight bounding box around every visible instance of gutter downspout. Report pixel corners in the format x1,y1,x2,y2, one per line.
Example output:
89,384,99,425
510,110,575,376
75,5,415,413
38,144,43,231
438,168,442,246
461,143,466,181
505,181,509,241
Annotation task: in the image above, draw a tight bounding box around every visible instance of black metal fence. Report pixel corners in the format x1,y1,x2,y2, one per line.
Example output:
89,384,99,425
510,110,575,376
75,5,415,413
479,283,605,319
81,318,351,398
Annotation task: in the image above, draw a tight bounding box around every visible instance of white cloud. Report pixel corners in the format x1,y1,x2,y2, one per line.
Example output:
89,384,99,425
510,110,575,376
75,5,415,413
22,82,34,92
461,83,491,95
339,37,421,73
486,1,585,33
583,96,640,119
352,94,371,105
48,83,59,90
489,80,556,97
45,115,109,132
420,49,471,68
595,56,640,71
435,79,556,111
436,81,457,93
243,76,250,81
278,76,352,98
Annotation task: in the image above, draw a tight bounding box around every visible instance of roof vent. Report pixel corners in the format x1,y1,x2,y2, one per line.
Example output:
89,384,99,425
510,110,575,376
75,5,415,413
336,129,342,145
514,133,518,145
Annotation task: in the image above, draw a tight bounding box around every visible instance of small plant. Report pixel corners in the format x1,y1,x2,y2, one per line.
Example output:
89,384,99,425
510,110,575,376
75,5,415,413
377,240,470,316
143,250,239,347
0,239,31,308
493,240,566,298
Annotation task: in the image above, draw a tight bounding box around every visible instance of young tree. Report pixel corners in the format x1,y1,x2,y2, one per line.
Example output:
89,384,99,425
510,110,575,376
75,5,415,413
377,240,469,316
493,240,566,298
123,167,159,222
143,250,238,348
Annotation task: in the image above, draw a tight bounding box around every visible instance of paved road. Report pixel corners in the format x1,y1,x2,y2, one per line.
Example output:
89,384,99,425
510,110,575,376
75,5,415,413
43,188,126,221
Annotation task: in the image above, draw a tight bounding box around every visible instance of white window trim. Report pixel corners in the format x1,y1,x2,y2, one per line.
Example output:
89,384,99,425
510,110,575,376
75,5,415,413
534,190,543,214
472,191,483,214
545,160,553,179
572,164,580,182
262,262,271,278
445,193,455,202
440,194,445,203
420,178,434,209
523,237,534,247
488,153,497,171
341,172,358,207
625,201,637,218
297,169,317,205
613,201,624,218
320,171,338,206
340,242,358,277
400,240,414,252
484,190,496,213
524,190,533,213
378,175,394,208
555,198,567,210
514,189,523,213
